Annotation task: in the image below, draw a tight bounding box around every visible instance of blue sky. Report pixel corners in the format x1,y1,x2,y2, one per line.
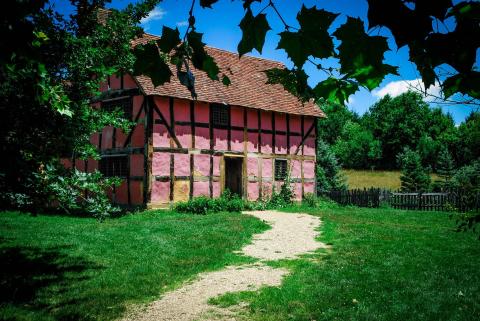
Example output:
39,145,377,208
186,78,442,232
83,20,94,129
52,0,479,123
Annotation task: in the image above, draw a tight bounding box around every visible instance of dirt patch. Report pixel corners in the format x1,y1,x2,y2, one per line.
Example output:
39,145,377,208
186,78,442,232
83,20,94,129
120,210,324,321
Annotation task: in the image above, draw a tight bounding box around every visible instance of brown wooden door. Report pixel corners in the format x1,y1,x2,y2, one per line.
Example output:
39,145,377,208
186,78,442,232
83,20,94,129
225,157,243,196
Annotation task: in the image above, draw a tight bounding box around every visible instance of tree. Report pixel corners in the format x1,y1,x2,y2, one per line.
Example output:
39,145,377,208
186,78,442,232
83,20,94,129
332,121,381,169
363,91,432,169
0,0,157,216
316,103,359,145
456,111,480,166
436,146,455,185
316,139,346,194
397,148,431,192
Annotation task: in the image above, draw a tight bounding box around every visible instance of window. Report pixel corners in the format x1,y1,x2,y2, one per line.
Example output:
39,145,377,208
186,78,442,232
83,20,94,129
274,159,288,181
102,97,132,119
99,155,128,177
211,103,229,127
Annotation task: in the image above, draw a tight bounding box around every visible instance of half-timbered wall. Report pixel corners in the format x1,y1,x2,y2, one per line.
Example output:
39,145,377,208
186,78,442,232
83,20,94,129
149,96,316,207
67,74,146,207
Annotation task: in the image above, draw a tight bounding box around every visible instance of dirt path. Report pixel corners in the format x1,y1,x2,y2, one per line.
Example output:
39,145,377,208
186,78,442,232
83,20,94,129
120,210,324,321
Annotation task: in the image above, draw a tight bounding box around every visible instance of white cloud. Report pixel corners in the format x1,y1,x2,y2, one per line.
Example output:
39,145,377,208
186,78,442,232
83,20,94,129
372,79,442,102
176,20,189,27
140,7,166,25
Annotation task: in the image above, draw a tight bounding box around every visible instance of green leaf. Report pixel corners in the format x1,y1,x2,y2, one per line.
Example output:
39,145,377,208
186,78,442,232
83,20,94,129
277,5,337,68
237,9,271,56
133,42,172,87
187,31,220,80
200,0,219,8
157,26,180,53
334,17,398,90
222,75,231,86
265,68,314,102
367,0,432,48
313,77,359,105
443,72,480,99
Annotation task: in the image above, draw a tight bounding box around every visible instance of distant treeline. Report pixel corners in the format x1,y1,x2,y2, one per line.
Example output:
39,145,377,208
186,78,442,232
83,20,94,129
317,91,480,171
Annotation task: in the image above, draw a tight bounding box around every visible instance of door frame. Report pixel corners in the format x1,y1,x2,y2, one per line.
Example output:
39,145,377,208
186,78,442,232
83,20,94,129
221,154,246,198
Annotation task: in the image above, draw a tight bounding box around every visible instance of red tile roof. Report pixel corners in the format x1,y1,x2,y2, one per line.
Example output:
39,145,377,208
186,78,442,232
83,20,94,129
132,34,324,118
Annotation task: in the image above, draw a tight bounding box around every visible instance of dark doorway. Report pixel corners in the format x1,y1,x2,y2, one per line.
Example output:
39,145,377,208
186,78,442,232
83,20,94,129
225,157,243,196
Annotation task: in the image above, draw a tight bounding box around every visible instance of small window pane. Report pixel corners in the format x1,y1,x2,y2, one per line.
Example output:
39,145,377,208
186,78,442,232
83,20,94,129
211,104,229,126
100,155,128,177
274,159,287,180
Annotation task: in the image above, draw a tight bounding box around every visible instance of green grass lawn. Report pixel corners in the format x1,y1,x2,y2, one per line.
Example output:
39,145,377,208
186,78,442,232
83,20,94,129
210,204,480,321
342,169,440,190
0,210,268,321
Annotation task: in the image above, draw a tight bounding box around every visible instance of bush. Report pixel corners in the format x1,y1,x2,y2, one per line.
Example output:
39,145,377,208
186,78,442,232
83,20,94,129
302,193,319,208
175,190,247,214
175,180,297,214
397,148,431,192
1,162,121,220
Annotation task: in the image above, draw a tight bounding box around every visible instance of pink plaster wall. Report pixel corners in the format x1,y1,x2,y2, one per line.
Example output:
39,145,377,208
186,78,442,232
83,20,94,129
124,74,137,89
133,95,144,119
231,106,244,126
130,181,143,205
152,152,170,176
290,115,301,133
176,125,192,148
131,124,145,148
261,134,272,154
304,137,315,156
153,124,169,147
193,154,210,176
193,181,209,197
261,111,272,130
175,99,190,121
290,160,301,179
213,156,220,176
213,129,228,151
213,182,220,197
246,109,258,128
303,160,315,179
275,134,287,154
195,102,209,123
290,136,301,155
275,113,286,131
115,130,127,148
109,75,121,90
248,182,259,200
174,154,190,176
262,158,272,177
115,180,128,204
130,154,144,177
151,181,169,203
195,128,210,149
246,133,258,152
304,182,314,194
247,158,257,177
261,182,273,197
231,130,244,152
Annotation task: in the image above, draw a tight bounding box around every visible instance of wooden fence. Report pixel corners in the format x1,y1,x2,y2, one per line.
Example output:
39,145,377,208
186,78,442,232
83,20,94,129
323,188,480,212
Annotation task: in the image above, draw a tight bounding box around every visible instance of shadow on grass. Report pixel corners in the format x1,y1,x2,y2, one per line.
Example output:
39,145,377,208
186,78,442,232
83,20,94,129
0,242,102,320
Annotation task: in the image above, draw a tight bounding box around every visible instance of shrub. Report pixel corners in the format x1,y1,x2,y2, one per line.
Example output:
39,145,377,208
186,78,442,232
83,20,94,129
397,148,431,192
302,193,319,208
174,189,246,214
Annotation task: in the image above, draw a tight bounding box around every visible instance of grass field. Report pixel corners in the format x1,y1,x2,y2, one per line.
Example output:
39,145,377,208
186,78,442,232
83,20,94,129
2,205,479,321
0,210,267,321
342,169,440,190
210,204,480,321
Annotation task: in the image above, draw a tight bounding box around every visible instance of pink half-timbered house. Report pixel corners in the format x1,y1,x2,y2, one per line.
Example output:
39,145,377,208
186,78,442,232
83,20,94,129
66,34,325,208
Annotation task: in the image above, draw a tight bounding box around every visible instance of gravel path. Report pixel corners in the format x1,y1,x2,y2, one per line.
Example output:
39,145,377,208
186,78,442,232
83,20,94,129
120,210,324,321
